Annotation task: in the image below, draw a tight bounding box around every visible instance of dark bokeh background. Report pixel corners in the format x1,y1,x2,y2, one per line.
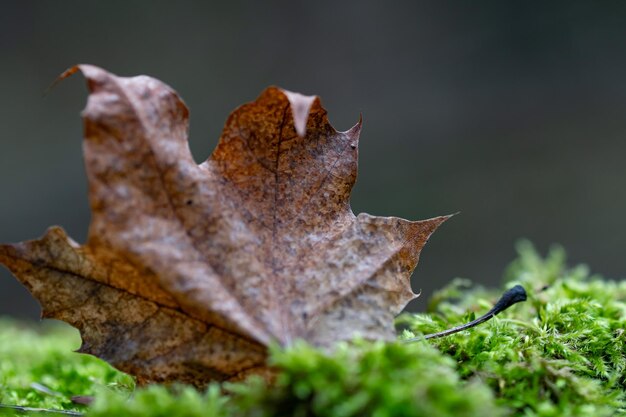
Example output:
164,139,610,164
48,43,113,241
2,1,626,319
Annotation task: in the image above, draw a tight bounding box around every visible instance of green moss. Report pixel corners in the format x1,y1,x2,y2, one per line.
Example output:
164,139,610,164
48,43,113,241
399,241,626,416
227,340,500,417
1,242,625,416
86,342,498,417
0,319,133,413
87,385,228,417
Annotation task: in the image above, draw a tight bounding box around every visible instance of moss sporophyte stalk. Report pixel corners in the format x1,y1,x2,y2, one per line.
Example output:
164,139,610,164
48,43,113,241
404,284,528,342
1,242,625,417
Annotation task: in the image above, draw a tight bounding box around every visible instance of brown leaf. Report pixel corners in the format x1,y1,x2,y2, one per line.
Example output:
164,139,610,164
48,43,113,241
0,65,449,385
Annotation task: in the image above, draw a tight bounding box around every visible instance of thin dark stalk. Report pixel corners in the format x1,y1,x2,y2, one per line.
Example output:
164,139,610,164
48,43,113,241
0,404,83,416
404,285,527,342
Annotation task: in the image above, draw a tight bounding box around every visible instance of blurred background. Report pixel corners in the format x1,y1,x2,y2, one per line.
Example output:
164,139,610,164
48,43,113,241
2,1,626,318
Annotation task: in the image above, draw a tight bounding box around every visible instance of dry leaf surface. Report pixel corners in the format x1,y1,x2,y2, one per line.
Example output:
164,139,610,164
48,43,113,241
0,65,448,385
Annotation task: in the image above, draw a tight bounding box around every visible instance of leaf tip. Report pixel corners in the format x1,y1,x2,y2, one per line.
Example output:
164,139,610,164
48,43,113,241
0,243,9,265
43,66,80,96
45,64,110,97
424,213,455,228
345,114,363,147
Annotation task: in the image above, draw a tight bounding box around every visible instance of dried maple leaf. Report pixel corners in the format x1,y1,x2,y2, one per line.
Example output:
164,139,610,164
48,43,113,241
0,65,449,385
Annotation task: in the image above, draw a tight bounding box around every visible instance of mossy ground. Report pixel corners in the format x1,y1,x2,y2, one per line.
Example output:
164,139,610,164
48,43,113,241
1,242,625,416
